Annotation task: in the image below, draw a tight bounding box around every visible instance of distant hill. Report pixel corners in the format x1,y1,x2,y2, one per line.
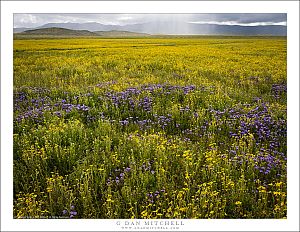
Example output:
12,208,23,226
37,22,118,31
94,30,150,37
13,21,287,36
122,22,287,36
13,27,30,33
14,27,151,38
187,23,287,36
17,27,98,37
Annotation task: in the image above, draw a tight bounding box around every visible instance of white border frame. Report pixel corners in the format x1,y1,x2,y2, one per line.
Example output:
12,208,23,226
1,1,299,231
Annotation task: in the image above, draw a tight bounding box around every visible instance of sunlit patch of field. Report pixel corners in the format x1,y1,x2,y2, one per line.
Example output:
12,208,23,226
13,37,286,219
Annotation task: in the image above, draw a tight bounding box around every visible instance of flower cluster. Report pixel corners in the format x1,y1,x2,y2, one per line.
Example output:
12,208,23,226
106,166,131,186
62,205,78,218
15,96,90,123
146,189,166,203
141,160,155,174
271,83,287,99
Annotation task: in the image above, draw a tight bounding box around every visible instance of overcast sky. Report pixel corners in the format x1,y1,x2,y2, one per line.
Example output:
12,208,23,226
14,13,287,28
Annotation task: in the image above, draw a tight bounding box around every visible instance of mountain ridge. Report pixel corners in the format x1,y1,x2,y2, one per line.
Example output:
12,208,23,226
14,21,287,36
14,27,151,38
16,27,98,36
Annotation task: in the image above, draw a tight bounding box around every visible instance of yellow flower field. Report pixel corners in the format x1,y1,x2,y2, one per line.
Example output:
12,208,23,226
13,36,287,219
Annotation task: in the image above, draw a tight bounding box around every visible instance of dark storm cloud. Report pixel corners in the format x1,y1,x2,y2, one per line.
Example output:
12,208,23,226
14,13,287,28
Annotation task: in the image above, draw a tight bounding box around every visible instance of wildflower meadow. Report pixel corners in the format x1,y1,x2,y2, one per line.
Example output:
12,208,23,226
13,37,287,219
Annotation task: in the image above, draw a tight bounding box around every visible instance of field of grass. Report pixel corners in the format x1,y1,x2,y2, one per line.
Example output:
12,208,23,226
13,37,287,219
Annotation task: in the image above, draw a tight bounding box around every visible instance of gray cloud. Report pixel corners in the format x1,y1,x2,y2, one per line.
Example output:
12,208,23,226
14,13,287,28
188,13,286,24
